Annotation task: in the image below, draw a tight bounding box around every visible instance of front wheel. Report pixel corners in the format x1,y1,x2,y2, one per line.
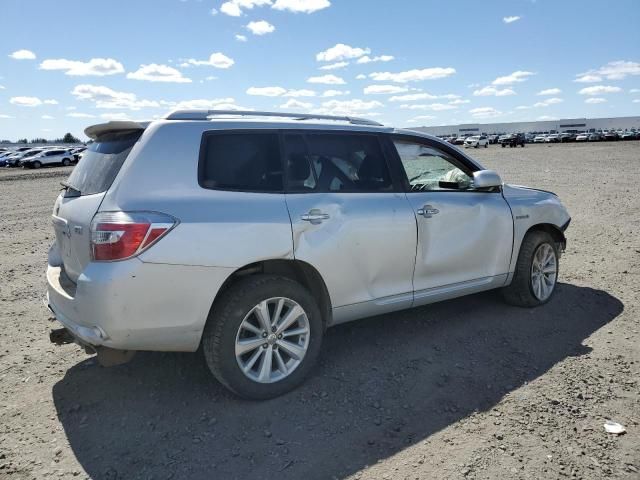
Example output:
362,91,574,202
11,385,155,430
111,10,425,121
502,231,559,307
32,161,42,169
62,158,71,166
202,275,323,399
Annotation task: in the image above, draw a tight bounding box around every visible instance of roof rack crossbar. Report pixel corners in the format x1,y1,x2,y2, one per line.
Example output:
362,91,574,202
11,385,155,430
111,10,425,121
164,109,383,127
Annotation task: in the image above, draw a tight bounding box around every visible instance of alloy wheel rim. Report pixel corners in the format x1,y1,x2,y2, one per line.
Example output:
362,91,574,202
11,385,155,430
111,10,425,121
235,297,310,384
530,243,557,301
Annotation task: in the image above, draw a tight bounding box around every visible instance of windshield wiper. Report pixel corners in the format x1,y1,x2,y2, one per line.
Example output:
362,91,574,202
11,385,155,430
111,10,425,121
60,181,81,197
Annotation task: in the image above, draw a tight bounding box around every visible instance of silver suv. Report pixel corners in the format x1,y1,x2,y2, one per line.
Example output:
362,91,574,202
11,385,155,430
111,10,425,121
46,110,570,399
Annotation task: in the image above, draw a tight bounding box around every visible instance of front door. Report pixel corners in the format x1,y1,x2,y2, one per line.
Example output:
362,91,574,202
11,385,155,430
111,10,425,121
390,136,513,301
282,131,417,318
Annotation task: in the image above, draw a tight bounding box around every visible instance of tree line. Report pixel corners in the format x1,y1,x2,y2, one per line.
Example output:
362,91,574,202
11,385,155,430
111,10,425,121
0,133,82,144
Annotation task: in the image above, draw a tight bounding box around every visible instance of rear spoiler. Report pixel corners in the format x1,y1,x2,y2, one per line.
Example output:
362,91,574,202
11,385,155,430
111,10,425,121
84,121,149,140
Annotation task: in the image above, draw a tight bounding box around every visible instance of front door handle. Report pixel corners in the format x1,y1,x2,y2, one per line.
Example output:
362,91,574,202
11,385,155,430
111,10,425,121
301,209,330,224
417,205,439,218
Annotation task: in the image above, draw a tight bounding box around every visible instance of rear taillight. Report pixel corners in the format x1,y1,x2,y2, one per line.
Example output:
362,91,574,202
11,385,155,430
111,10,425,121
90,211,177,261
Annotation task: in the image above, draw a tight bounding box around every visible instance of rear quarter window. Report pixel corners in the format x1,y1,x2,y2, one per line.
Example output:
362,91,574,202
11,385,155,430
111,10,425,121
64,130,142,196
199,132,283,192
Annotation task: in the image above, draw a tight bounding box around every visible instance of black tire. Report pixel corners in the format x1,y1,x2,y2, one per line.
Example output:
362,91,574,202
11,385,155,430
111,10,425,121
32,161,41,169
202,275,323,399
485,143,488,148
501,144,506,148
62,158,71,166
502,230,559,307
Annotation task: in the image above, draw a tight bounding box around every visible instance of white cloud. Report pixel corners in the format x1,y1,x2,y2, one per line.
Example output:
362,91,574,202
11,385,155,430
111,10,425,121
41,115,55,120
10,96,43,107
235,34,248,42
633,99,640,103
537,115,558,121
356,55,394,64
210,8,218,15
389,92,437,102
503,16,521,24
574,74,602,83
369,67,456,83
355,74,367,80
246,86,288,96
246,87,316,97
533,97,563,107
283,89,316,97
280,98,313,109
39,57,124,76
322,89,350,97
576,61,640,83
319,61,349,70
180,52,235,69
71,84,160,110
449,98,470,105
473,86,516,96
585,97,607,104
316,43,370,62
0,114,14,119
9,49,36,60
0,85,5,90
307,74,346,85
43,99,59,105
630,88,640,94
220,0,271,16
272,0,330,13
537,88,561,96
246,20,275,35
515,105,531,110
318,99,382,114
363,85,408,95
170,98,243,110
407,115,436,122
469,107,502,118
400,103,457,111
67,112,96,118
126,64,191,83
578,85,622,95
491,71,534,85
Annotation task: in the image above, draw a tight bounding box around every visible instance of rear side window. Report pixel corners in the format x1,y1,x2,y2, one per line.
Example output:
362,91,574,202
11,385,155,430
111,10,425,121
64,130,142,196
284,133,392,193
200,132,283,192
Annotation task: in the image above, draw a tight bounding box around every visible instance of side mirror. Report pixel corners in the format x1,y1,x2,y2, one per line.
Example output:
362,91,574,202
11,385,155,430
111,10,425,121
473,169,502,188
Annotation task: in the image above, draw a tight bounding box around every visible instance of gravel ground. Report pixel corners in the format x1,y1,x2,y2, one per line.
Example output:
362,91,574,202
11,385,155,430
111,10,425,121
0,142,639,480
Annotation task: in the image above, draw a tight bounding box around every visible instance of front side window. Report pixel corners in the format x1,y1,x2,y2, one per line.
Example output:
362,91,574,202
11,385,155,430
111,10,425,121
200,132,282,192
394,139,473,191
284,133,392,193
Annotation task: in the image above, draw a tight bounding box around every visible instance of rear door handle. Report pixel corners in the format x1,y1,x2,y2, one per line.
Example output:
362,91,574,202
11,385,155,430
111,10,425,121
417,205,439,218
301,209,330,224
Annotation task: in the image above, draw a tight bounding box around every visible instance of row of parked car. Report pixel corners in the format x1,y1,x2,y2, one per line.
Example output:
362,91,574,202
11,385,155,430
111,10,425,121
441,128,640,148
0,145,86,169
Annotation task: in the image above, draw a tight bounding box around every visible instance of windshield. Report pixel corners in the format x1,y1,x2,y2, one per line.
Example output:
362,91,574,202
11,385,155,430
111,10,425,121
64,130,142,195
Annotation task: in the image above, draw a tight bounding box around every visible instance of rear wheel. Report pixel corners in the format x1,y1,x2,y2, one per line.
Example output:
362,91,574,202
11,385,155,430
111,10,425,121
32,161,42,169
62,158,71,166
502,230,559,307
202,275,323,399
485,142,488,148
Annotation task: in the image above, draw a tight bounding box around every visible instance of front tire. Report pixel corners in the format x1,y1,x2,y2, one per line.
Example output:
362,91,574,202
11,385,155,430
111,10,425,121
502,230,559,307
32,161,42,169
62,158,71,166
202,275,323,399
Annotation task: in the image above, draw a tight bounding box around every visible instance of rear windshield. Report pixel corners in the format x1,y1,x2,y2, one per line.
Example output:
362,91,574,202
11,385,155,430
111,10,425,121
64,130,142,195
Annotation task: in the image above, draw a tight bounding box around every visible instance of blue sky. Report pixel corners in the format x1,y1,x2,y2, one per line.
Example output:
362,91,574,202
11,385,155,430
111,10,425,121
1,0,639,139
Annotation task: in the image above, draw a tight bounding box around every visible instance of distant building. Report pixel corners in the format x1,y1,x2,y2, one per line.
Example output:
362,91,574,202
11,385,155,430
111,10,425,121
406,116,640,136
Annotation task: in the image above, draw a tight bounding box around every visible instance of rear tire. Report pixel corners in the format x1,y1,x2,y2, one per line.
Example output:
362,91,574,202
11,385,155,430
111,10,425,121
62,158,71,166
502,230,559,307
202,275,323,400
32,161,41,169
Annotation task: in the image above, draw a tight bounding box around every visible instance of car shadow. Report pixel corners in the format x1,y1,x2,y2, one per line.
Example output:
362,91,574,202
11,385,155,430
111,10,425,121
52,283,623,480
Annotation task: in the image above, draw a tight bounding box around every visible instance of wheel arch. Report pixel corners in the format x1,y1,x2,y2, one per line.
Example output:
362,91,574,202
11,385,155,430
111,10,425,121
525,222,567,251
208,259,333,331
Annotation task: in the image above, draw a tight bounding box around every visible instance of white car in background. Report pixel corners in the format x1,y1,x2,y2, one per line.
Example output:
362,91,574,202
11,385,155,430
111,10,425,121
545,134,561,143
575,133,590,142
463,135,489,148
21,148,74,169
534,134,548,143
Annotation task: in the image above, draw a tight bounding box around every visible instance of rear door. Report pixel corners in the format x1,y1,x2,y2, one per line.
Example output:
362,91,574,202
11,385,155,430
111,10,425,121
52,129,143,282
283,131,417,314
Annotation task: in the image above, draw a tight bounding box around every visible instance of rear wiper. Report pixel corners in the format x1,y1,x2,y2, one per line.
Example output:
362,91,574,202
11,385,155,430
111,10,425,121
60,181,81,197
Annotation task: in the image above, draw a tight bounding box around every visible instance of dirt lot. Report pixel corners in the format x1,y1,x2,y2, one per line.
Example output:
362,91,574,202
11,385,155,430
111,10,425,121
1,142,639,480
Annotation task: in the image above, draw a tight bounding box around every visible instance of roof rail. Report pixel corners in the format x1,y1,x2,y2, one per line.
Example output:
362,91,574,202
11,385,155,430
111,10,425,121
164,109,384,127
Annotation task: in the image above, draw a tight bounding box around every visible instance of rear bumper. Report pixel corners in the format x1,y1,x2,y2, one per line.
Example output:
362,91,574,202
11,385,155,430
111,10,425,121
46,249,234,352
